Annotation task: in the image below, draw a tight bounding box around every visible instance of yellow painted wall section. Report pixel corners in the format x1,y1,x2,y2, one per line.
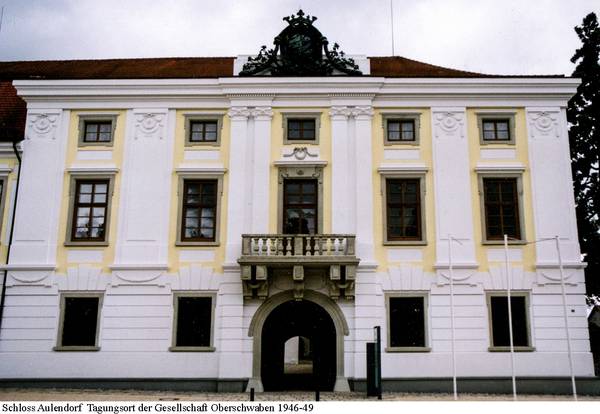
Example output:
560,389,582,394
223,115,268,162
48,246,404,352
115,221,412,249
168,110,230,273
269,109,332,234
56,110,126,273
467,108,536,272
371,109,436,273
0,156,19,264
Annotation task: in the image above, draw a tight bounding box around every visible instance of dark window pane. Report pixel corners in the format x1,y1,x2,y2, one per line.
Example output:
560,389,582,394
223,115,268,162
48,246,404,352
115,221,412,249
283,179,318,234
189,121,218,142
72,179,109,241
490,296,529,347
181,180,218,241
389,297,425,347
483,178,520,240
287,119,316,141
61,297,99,346
386,179,421,240
176,297,212,347
84,121,113,143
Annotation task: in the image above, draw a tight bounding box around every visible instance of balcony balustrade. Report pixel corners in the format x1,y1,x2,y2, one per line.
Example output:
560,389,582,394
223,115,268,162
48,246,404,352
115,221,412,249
238,234,359,301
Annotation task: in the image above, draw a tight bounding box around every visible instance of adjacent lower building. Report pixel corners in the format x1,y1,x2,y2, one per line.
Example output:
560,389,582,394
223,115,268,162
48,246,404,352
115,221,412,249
0,10,595,393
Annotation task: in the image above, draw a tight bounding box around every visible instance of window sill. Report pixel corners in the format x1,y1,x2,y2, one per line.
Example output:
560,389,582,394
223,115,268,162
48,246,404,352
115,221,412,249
480,141,515,146
64,241,109,247
184,142,221,148
383,240,427,246
488,346,535,352
283,140,319,145
175,241,220,247
53,346,100,352
482,240,526,246
169,346,216,352
385,346,431,353
78,143,114,148
383,141,420,147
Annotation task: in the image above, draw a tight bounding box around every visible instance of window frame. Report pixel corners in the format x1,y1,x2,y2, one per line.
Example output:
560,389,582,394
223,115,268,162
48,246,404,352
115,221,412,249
486,291,535,352
78,115,117,147
184,114,224,147
380,173,427,245
382,113,421,146
282,112,321,145
282,178,319,235
65,173,116,247
277,165,324,234
169,292,216,352
54,292,103,352
385,292,431,352
477,112,516,145
175,173,223,246
477,173,525,245
0,176,8,242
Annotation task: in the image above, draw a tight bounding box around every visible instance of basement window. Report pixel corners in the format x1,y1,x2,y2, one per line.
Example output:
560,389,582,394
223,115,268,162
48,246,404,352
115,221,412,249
487,293,534,351
386,294,430,352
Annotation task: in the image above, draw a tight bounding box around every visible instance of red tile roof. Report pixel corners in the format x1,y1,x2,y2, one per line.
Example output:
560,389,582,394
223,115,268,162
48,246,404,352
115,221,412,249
0,55,564,140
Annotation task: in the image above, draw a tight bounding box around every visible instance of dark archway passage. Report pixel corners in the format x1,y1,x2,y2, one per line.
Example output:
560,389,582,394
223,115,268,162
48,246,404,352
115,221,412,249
261,299,336,391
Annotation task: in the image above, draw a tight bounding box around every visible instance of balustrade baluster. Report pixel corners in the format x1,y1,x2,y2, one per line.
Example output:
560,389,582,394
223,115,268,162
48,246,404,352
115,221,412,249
252,237,259,256
306,236,312,256
285,237,292,256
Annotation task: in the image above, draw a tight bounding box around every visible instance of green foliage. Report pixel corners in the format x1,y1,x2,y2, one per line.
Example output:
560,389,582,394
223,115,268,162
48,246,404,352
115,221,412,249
568,12,600,295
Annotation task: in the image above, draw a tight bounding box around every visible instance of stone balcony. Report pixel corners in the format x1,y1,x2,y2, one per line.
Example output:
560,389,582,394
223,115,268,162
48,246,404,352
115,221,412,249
238,234,360,301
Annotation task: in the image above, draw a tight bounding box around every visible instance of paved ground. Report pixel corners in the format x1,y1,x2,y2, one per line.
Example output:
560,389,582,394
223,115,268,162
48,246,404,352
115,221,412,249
0,388,598,401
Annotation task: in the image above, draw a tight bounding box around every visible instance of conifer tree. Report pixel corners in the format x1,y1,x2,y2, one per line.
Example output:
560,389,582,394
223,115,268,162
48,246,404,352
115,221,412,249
568,12,600,296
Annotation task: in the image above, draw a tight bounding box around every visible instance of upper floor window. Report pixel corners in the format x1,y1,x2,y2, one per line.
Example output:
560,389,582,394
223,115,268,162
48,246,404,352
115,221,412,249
384,177,424,243
78,115,117,147
282,113,321,144
184,114,224,146
382,113,421,145
283,179,318,234
70,179,111,243
189,120,218,143
181,180,217,242
477,113,516,145
481,177,522,241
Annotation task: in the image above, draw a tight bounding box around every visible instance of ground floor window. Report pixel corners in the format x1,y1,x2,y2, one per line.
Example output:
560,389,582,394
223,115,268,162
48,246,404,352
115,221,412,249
55,294,102,351
487,293,532,351
171,293,215,351
386,294,429,351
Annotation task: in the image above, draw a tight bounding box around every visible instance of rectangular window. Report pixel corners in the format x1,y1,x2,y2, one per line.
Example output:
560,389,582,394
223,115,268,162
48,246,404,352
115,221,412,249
283,179,318,234
488,294,532,350
189,120,218,143
71,179,109,242
385,178,422,241
387,295,429,351
287,119,316,141
482,119,510,141
84,121,113,143
78,115,117,147
483,177,521,240
55,295,102,350
387,119,415,142
181,180,217,242
171,294,214,351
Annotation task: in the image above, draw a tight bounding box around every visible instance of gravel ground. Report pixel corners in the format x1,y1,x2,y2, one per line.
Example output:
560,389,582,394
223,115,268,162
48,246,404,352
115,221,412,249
0,388,598,401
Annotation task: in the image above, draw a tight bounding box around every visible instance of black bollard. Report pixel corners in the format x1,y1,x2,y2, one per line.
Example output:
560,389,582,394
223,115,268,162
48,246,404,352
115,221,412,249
250,388,255,401
315,390,320,401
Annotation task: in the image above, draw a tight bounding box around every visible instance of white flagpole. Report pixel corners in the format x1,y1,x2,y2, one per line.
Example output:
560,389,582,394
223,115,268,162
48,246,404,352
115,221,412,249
390,0,395,56
504,234,517,400
448,235,457,400
555,235,577,400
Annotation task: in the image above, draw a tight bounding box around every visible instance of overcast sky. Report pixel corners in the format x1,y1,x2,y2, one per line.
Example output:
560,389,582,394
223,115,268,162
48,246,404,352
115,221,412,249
0,0,598,76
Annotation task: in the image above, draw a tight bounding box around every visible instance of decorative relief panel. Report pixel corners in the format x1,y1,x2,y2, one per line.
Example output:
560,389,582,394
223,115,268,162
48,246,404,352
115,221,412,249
26,113,60,140
433,111,465,139
527,110,560,139
134,113,165,139
283,147,319,161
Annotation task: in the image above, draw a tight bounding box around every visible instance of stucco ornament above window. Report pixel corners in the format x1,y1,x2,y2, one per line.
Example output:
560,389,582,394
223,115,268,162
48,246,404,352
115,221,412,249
240,10,362,76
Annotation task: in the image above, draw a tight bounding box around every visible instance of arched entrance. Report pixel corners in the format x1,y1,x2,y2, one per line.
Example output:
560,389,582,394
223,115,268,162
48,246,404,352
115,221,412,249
262,300,336,390
247,290,350,392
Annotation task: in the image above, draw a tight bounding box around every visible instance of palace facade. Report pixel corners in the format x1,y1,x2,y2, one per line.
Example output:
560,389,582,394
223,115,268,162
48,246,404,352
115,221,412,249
0,11,595,393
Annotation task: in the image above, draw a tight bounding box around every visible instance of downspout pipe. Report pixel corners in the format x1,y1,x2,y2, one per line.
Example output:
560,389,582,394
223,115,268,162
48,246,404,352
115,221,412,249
0,138,22,332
